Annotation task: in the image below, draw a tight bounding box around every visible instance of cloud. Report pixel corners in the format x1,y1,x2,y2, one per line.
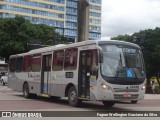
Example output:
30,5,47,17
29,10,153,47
101,0,160,38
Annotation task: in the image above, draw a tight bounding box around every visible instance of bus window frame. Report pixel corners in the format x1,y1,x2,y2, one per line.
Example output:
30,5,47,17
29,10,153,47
9,57,16,72
31,54,41,72
23,55,32,72
64,48,78,71
52,50,64,71
15,56,23,72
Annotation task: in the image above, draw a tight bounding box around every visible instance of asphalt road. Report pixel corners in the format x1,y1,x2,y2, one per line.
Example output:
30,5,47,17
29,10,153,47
0,84,160,120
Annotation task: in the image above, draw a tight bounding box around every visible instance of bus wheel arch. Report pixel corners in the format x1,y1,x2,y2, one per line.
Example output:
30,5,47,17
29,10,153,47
22,82,37,99
65,83,75,97
65,83,81,107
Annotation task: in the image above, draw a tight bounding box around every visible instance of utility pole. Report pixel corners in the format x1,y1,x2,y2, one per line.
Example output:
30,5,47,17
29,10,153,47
77,0,89,42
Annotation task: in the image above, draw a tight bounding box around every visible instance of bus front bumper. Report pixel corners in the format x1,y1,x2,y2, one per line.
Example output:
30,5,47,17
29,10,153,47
97,87,145,101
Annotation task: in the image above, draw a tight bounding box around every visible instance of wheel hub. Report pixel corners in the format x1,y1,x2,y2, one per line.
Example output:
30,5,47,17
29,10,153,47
70,91,76,102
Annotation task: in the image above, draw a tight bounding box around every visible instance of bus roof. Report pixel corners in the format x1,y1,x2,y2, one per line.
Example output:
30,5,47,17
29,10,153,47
10,40,140,58
98,39,140,48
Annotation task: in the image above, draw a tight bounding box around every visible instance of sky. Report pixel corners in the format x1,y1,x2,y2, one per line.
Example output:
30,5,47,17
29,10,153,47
101,0,160,39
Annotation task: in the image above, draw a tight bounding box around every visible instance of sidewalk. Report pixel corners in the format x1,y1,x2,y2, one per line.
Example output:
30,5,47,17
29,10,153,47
144,94,160,99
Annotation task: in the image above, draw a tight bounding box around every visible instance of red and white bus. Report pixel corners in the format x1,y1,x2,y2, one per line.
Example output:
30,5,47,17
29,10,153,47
8,40,146,107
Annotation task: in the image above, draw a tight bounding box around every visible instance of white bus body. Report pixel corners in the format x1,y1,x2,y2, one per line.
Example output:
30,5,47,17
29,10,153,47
8,40,146,107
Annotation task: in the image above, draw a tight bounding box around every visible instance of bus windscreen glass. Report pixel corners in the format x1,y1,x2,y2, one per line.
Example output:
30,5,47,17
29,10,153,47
100,44,145,78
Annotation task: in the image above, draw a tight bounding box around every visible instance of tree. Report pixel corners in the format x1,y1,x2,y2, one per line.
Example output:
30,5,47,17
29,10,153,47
0,16,58,62
111,34,131,42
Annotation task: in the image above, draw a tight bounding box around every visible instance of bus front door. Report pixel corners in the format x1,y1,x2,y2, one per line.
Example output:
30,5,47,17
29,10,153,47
78,50,92,99
41,54,52,94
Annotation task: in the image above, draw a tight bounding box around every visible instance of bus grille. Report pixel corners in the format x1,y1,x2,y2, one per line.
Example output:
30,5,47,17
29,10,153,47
114,94,139,100
113,88,139,92
113,85,139,92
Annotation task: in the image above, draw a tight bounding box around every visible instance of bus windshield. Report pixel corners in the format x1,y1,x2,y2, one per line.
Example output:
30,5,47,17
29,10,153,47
100,44,145,78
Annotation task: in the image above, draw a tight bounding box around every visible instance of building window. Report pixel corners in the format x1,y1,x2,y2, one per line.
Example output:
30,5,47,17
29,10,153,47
65,22,77,29
66,15,77,22
1,5,64,18
89,5,101,10
89,19,101,24
89,0,101,4
64,48,78,70
89,12,101,17
55,28,64,35
64,29,77,36
89,26,101,32
66,0,77,8
53,50,64,71
89,33,101,39
66,8,77,15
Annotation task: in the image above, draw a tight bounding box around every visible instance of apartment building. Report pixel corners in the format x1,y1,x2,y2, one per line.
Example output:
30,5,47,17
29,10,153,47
0,0,101,40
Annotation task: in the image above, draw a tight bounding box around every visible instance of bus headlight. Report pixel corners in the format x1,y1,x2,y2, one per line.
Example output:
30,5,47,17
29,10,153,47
142,85,146,90
101,83,110,90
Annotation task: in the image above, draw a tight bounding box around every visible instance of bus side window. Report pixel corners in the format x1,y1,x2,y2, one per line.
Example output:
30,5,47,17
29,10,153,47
23,55,32,72
9,58,16,72
64,48,78,70
53,50,64,71
91,49,98,79
16,57,23,72
32,54,41,72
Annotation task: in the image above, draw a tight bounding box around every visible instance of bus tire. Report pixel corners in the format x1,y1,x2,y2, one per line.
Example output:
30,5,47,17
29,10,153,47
102,101,115,107
50,96,60,101
30,93,37,98
131,100,138,104
23,83,30,99
2,80,5,86
68,86,81,107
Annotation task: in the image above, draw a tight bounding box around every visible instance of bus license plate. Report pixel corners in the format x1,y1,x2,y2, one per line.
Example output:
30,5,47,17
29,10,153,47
123,92,131,97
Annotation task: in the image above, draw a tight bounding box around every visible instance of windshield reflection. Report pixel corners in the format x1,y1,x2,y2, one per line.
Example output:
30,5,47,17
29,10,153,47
100,45,144,78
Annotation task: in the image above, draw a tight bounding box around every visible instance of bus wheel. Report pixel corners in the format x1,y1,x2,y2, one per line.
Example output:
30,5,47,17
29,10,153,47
131,100,138,104
102,101,115,107
50,96,60,101
68,86,81,107
23,83,30,99
2,80,5,86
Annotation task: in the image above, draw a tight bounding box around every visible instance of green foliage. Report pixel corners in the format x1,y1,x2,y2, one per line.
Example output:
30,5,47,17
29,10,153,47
0,16,58,62
111,27,160,79
111,34,132,42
